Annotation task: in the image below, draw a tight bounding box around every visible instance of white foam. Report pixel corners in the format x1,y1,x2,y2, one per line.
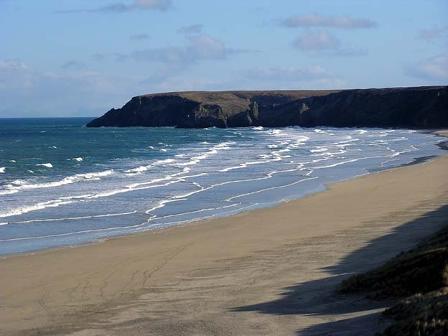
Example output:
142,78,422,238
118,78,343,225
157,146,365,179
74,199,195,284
148,204,239,222
145,166,306,215
1,127,440,250
311,149,347,157
310,147,328,153
226,176,318,202
270,129,284,136
0,167,5,174
0,199,75,218
219,157,280,172
126,166,148,174
25,168,201,212
0,189,18,196
334,139,359,147
174,141,234,167
313,158,362,169
125,159,175,175
10,179,28,186
0,220,150,242
219,145,293,173
78,170,114,179
292,135,310,143
0,203,267,243
36,163,53,168
312,155,385,169
73,157,83,162
3,170,114,192
8,211,138,225
387,137,408,142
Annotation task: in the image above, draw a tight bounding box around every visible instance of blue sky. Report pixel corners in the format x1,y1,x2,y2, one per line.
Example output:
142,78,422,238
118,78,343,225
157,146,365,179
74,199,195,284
0,0,447,117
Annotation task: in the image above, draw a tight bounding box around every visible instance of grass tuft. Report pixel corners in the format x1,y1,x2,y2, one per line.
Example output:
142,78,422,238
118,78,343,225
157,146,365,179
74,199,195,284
339,224,448,336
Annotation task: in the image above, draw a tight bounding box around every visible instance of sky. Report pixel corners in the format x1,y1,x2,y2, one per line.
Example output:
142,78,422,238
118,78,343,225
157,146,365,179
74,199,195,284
0,0,447,117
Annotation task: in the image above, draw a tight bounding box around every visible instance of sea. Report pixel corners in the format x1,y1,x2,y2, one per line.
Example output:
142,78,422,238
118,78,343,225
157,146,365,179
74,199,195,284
0,118,445,255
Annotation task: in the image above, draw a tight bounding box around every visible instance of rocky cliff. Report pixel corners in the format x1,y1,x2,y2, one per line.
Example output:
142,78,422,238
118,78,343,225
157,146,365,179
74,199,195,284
87,86,448,129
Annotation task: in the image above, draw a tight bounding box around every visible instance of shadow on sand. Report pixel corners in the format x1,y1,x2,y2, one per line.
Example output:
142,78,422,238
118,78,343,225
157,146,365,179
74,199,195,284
232,204,448,335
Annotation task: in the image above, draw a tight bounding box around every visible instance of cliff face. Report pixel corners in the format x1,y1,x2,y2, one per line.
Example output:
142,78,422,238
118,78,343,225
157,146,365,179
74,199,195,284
295,86,448,128
86,86,448,129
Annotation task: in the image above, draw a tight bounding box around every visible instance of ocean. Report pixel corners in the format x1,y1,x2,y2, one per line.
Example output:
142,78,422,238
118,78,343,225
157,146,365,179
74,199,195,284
0,118,445,255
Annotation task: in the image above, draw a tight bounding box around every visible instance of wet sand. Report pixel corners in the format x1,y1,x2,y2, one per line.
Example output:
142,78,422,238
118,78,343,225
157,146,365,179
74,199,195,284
1,135,447,335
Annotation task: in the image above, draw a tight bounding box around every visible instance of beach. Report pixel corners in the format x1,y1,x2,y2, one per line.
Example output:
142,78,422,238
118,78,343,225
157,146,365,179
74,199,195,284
2,0,447,333
1,135,447,335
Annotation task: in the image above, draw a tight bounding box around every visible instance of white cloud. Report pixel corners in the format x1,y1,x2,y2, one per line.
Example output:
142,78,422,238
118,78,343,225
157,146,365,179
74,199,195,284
132,34,248,66
0,59,28,71
292,31,367,56
177,24,203,35
134,0,171,10
130,33,150,40
61,60,87,70
409,54,448,81
0,59,33,89
244,66,346,89
130,33,251,87
141,76,231,92
59,0,172,13
281,14,377,29
0,59,136,117
293,31,340,50
418,26,448,42
246,65,331,80
142,65,347,93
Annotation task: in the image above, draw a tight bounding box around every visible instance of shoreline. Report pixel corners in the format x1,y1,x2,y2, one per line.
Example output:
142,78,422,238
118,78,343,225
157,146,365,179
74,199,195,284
0,161,429,260
2,129,446,259
1,131,447,335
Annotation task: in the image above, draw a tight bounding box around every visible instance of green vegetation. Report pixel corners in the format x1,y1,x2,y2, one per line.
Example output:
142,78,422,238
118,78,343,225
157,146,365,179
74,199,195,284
340,225,448,336
381,289,448,336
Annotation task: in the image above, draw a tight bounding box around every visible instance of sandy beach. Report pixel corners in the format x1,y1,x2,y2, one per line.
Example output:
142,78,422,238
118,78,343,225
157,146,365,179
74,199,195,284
1,134,447,336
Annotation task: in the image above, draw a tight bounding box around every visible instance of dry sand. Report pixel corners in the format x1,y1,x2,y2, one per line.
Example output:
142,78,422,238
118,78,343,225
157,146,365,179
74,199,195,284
1,147,448,335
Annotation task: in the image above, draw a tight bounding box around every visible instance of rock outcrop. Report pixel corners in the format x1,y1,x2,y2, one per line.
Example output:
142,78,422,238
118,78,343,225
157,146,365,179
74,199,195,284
87,86,448,129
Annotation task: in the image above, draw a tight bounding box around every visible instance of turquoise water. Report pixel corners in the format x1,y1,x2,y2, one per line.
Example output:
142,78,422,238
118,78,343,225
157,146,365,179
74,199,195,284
0,118,445,255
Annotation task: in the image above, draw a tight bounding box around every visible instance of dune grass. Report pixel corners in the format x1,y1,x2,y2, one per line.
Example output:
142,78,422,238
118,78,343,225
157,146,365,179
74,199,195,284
381,289,448,336
340,224,448,335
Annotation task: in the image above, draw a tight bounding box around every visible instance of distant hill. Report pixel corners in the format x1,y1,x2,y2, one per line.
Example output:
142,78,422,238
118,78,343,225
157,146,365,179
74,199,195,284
87,86,448,129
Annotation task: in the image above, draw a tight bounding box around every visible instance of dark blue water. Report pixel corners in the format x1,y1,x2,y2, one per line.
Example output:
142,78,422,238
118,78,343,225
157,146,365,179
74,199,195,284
0,118,445,255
